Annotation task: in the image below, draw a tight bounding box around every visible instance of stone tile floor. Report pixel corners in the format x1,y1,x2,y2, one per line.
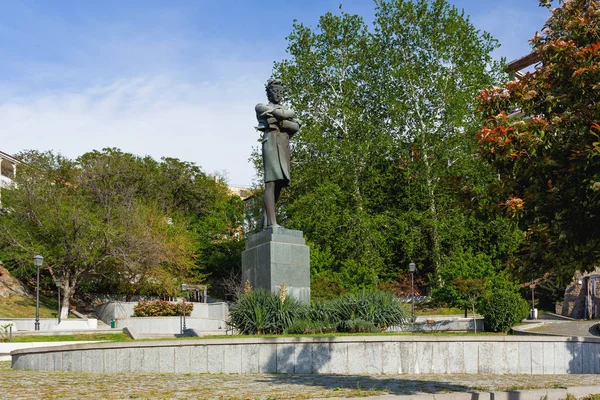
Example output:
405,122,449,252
523,320,599,337
2,361,600,399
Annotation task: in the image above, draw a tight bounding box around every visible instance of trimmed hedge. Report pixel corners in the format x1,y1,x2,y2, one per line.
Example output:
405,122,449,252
478,289,529,332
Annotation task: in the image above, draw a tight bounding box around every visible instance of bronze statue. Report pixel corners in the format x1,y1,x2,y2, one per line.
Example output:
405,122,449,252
255,79,300,229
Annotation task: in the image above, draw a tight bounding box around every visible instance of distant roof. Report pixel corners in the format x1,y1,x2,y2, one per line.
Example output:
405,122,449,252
0,151,23,165
506,51,541,73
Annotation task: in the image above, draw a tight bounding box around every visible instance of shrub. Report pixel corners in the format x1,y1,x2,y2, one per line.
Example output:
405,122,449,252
133,300,193,317
310,275,347,302
229,289,307,335
327,290,409,330
286,319,337,334
338,318,380,333
229,289,408,335
0,323,13,343
478,289,529,332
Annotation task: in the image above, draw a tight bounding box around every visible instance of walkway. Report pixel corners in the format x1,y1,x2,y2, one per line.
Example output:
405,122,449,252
517,320,599,337
2,361,600,399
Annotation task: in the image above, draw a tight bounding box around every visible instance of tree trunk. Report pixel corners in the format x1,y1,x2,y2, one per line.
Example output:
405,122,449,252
60,280,76,320
423,151,441,272
472,301,477,334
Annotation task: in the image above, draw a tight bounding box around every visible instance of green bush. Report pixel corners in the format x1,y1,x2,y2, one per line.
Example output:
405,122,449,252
286,319,337,334
327,290,409,330
479,289,529,332
229,289,307,335
133,300,193,317
338,318,380,333
230,289,408,335
310,274,347,302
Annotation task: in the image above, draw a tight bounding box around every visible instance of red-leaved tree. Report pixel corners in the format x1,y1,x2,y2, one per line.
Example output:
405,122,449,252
475,0,600,280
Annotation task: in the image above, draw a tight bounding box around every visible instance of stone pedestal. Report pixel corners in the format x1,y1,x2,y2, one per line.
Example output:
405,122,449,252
242,227,310,303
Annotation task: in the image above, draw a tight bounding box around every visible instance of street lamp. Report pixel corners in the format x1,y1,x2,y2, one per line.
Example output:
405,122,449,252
55,278,62,325
181,283,188,334
33,255,44,331
530,274,537,320
409,262,416,323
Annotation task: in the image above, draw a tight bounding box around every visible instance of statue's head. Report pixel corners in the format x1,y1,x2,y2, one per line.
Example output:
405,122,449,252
266,79,284,104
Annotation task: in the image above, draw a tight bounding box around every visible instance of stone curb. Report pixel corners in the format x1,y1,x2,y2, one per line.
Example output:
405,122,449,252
319,385,600,400
11,334,600,356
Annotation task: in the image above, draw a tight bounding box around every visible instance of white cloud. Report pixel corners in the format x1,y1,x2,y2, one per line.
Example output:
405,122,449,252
0,74,268,187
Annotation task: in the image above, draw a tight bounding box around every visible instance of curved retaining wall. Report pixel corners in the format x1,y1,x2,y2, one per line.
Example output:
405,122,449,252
11,336,600,375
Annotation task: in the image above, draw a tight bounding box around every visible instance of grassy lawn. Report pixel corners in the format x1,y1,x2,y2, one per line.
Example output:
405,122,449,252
7,330,506,344
0,294,60,319
137,331,508,342
10,332,131,342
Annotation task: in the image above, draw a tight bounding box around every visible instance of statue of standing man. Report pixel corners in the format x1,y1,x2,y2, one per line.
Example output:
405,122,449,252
255,79,300,229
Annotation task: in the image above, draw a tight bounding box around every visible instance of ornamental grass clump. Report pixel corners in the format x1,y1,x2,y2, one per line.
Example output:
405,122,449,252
327,290,409,331
286,319,337,334
229,289,307,335
230,288,407,335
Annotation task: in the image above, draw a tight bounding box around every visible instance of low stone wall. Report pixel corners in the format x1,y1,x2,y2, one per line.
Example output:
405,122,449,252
389,317,484,332
115,317,226,334
11,336,600,374
95,301,228,324
0,318,97,331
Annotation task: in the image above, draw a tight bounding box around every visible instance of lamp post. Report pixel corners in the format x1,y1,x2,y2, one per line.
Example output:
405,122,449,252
33,255,43,331
409,262,416,323
181,283,188,334
55,278,62,325
530,274,536,320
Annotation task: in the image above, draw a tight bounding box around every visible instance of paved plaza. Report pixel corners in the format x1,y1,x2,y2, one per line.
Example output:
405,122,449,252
2,361,600,399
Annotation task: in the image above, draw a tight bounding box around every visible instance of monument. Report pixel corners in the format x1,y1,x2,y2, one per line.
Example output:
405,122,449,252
241,79,310,303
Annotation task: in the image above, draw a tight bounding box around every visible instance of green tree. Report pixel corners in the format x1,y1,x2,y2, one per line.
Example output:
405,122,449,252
475,0,600,282
78,149,245,297
0,148,245,315
265,0,517,290
0,151,196,318
430,247,496,310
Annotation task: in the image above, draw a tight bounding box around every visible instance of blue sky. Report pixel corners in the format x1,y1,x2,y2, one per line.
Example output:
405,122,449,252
0,0,551,187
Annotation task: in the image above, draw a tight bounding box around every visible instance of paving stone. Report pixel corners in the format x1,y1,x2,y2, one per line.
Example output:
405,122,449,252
3,359,600,400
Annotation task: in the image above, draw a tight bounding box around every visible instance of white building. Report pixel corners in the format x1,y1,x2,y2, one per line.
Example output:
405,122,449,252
0,151,20,208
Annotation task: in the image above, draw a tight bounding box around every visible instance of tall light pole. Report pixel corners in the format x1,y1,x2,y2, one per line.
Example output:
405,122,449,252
409,262,416,323
531,274,536,320
181,283,188,334
33,255,43,331
55,278,62,325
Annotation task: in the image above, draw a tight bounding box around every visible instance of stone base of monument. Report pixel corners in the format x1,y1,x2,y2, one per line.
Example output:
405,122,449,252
242,226,310,303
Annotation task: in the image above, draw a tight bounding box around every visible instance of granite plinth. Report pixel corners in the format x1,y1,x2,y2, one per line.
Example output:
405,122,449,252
242,227,310,303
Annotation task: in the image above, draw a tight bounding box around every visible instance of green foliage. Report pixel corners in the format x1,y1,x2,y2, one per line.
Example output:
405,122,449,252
325,290,409,330
259,0,517,291
229,290,307,335
286,319,337,335
0,148,244,312
0,324,13,343
310,274,347,302
479,289,529,333
133,300,193,317
338,319,380,334
430,247,496,309
475,0,600,282
230,289,407,335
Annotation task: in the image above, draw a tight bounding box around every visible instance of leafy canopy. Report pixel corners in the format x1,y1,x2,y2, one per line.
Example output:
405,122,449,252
475,0,600,279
